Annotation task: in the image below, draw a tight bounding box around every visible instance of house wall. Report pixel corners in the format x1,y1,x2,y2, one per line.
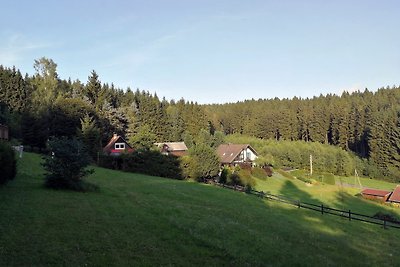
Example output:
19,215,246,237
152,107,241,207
234,148,258,163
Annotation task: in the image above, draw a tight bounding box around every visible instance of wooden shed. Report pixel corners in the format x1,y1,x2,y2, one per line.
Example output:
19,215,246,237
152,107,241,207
388,186,400,204
360,188,392,202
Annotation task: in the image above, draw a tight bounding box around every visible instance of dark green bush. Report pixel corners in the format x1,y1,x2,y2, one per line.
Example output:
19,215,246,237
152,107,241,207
0,141,17,184
43,137,96,192
99,150,183,180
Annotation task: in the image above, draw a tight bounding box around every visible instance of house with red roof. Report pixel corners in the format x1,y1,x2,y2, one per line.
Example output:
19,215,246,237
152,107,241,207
360,188,392,202
103,134,134,156
216,144,258,166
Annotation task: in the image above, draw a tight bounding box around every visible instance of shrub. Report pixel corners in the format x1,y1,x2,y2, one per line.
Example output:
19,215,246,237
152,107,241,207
323,173,336,185
226,168,256,190
0,141,17,184
43,137,96,192
186,144,220,181
99,150,183,179
219,167,230,184
251,167,269,180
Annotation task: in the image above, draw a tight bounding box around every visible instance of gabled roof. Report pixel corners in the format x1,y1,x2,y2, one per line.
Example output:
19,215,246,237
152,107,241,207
361,188,392,197
103,134,132,153
155,142,188,151
216,144,258,164
388,186,400,203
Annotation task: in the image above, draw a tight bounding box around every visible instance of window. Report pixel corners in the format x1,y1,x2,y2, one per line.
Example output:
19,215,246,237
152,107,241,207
115,143,125,150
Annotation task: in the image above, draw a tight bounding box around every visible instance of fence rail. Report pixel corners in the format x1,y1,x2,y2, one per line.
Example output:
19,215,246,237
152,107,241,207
211,182,400,230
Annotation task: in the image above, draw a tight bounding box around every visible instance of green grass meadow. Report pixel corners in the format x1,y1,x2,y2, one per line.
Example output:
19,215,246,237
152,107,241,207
1,153,400,266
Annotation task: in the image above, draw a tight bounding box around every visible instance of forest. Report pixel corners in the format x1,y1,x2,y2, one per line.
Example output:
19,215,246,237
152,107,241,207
0,57,399,182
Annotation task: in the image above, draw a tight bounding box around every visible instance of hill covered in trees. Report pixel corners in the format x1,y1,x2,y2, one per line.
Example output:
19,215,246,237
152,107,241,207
0,58,399,181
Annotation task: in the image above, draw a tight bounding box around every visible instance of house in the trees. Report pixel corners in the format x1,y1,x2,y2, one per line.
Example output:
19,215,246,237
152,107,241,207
360,188,392,202
154,142,188,157
388,186,400,205
0,124,9,140
103,134,134,155
216,144,258,166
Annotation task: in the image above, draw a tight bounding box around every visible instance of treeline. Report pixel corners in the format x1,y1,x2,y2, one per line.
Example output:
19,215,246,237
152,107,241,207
1,58,400,181
0,58,209,153
206,88,400,182
226,134,367,177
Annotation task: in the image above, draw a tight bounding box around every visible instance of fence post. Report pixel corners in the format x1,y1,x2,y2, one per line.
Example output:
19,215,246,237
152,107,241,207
321,204,324,215
383,219,387,229
297,200,300,209
348,210,351,221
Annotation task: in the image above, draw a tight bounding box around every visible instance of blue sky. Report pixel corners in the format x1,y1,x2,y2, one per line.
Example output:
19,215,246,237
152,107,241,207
1,0,399,103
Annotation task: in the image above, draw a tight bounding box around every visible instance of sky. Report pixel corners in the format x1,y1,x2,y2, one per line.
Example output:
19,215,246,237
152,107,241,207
1,0,400,104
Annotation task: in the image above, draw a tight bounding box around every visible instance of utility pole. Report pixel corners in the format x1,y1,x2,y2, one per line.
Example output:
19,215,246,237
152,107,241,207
310,154,313,176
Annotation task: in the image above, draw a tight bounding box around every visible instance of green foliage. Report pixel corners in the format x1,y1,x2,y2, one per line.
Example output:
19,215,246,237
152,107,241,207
78,114,101,161
184,144,220,181
99,150,182,179
251,167,269,180
323,173,336,185
43,137,96,191
226,134,360,177
129,124,157,150
3,59,400,182
0,141,17,184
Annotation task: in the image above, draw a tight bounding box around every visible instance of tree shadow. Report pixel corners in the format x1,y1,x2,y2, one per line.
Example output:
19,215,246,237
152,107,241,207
278,180,320,204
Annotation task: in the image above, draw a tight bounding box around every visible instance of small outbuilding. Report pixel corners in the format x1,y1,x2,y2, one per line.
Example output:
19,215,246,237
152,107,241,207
103,134,134,156
0,124,9,140
154,142,188,157
360,188,392,202
388,186,400,204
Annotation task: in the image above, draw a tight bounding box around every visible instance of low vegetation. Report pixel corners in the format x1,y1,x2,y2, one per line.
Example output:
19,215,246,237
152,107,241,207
0,141,16,184
1,152,400,266
43,137,96,191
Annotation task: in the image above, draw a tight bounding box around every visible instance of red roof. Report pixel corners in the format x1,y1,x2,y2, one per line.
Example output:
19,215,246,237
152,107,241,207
388,186,400,203
361,188,391,197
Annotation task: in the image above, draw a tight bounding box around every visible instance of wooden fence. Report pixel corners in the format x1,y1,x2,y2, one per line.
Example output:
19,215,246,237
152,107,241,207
211,182,400,230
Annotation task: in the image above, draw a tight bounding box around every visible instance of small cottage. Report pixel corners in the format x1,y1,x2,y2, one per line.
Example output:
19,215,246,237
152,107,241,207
103,134,134,155
360,188,392,202
0,124,9,140
155,142,188,157
216,144,258,166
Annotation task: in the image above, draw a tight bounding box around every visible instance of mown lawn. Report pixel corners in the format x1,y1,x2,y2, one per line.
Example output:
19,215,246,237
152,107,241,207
1,152,399,266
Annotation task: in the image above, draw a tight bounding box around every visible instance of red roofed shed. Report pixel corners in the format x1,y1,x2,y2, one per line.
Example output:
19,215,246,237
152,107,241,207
388,186,400,203
361,188,392,202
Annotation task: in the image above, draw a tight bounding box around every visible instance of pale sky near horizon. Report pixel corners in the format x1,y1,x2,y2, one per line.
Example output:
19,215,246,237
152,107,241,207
1,0,399,104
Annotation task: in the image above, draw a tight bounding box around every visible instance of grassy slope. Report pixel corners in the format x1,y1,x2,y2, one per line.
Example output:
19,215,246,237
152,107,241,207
254,172,400,217
0,153,399,266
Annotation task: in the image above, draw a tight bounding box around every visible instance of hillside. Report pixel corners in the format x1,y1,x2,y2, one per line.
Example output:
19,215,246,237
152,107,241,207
1,152,400,266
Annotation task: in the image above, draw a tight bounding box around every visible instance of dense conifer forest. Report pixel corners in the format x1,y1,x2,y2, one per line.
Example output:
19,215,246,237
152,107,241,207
1,58,399,181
